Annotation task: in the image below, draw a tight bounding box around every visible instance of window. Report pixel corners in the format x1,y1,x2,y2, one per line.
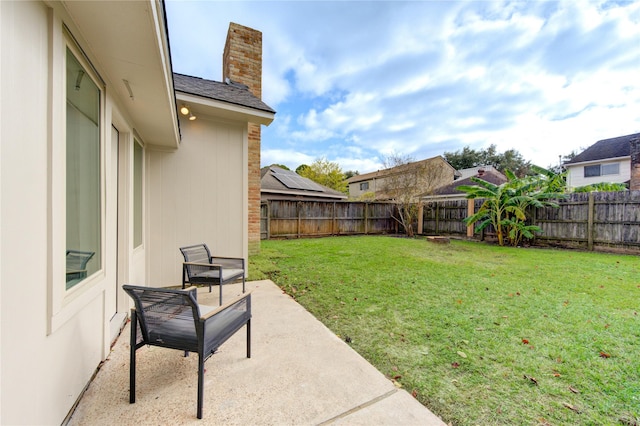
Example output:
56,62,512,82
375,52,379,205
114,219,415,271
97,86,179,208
584,163,620,178
360,182,369,191
133,139,143,248
66,47,101,290
602,163,619,176
584,165,600,177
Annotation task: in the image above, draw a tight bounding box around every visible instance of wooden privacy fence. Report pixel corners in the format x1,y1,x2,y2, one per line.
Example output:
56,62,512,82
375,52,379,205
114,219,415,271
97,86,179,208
422,191,640,253
261,192,639,253
260,200,397,239
533,191,640,252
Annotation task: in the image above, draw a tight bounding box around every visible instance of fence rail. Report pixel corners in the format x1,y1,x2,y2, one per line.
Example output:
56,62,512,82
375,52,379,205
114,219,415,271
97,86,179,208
261,192,640,254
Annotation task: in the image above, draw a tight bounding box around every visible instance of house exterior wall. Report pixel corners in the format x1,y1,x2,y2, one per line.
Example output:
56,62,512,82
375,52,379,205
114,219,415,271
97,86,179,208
349,178,380,199
566,158,631,189
0,2,147,423
146,115,248,287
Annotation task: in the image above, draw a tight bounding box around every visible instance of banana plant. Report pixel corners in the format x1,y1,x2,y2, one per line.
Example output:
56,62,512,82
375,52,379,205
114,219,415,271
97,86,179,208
458,170,564,246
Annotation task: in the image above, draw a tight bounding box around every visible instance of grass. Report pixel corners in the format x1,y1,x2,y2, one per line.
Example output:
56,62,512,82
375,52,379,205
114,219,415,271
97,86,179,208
249,236,640,425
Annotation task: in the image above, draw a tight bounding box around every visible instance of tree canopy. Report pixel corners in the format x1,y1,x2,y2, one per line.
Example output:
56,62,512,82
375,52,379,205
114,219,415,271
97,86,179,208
297,158,347,194
444,144,532,177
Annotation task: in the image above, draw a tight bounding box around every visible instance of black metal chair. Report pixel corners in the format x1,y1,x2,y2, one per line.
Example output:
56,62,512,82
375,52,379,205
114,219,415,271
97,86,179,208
179,243,245,305
123,284,252,419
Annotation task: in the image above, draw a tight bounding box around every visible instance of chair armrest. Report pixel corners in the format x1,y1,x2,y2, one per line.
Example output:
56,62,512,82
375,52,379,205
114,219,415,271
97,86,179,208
200,290,253,321
183,261,221,269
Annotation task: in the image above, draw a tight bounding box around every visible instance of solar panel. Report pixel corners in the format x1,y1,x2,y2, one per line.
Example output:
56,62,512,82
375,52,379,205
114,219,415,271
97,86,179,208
271,168,324,192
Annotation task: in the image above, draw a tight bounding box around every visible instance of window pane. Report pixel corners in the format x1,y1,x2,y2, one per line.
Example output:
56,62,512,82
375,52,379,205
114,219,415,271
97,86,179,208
601,163,619,175
133,140,143,248
66,48,101,290
584,165,600,177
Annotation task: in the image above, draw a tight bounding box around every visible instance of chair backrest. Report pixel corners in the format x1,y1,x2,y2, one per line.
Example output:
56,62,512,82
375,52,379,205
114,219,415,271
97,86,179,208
66,250,95,271
180,244,212,279
123,285,200,349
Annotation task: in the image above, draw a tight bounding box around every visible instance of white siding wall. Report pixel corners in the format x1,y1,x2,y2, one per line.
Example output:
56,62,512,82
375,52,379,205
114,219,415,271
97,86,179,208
0,3,146,423
146,116,248,287
566,159,631,188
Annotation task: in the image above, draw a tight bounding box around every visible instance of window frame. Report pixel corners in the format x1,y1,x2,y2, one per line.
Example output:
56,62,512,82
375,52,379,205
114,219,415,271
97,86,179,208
49,23,107,333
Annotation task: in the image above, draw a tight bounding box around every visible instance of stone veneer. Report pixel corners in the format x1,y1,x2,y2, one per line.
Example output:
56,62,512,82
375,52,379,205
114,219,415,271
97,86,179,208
223,23,263,254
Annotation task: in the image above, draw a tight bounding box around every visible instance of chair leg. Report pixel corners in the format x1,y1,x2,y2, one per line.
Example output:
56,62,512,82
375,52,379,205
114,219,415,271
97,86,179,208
246,319,251,358
218,281,223,306
242,275,246,293
197,355,205,419
129,311,137,404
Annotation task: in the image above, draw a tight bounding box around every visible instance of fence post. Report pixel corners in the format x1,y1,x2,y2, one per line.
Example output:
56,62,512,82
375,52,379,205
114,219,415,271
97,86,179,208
297,201,301,239
332,202,336,235
364,202,369,234
417,204,424,235
588,192,594,250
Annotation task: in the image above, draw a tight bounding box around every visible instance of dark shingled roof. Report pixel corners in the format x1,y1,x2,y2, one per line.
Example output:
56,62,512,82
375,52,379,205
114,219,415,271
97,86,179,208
431,169,508,196
173,73,275,114
565,132,640,164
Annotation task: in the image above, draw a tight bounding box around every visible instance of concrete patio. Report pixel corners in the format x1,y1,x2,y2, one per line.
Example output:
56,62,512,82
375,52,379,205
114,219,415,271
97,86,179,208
66,280,445,425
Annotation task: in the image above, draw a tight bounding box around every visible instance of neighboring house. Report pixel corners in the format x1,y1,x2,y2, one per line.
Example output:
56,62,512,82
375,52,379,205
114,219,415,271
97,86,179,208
347,156,456,199
261,166,348,201
423,167,508,201
455,165,499,181
564,132,640,189
1,2,274,424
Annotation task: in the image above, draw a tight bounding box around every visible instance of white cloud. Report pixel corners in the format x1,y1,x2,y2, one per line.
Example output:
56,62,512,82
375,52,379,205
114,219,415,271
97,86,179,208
167,0,640,174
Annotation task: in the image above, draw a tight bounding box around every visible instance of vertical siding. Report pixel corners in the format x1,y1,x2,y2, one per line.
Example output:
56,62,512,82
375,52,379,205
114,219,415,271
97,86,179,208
147,117,246,287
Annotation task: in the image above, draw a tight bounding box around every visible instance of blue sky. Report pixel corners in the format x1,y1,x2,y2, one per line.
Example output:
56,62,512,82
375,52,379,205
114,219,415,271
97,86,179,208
166,0,640,173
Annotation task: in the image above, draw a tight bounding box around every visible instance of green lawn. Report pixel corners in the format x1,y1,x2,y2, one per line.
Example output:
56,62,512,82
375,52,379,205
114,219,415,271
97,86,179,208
249,236,640,425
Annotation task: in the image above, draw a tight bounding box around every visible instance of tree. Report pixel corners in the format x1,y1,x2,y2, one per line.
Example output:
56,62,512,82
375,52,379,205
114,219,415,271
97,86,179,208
344,170,359,179
381,153,452,237
444,144,532,177
297,157,347,193
458,170,562,246
295,164,310,175
269,163,290,171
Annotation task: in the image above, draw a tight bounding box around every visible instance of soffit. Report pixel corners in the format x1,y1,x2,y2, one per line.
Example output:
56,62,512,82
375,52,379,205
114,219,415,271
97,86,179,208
61,0,179,149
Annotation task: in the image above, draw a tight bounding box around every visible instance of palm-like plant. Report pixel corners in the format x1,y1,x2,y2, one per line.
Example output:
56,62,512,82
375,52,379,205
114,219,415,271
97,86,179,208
458,170,564,246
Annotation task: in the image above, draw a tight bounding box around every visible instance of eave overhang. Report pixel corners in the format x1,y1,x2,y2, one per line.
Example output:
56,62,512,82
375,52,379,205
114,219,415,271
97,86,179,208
59,0,180,149
176,92,275,126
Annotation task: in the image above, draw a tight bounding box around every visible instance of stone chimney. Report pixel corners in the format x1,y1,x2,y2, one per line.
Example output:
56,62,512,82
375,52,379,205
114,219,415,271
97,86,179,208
223,23,263,254
631,136,640,191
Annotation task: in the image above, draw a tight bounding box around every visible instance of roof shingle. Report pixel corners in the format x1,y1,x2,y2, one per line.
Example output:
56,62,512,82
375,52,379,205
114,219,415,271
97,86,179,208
565,132,640,164
173,73,275,114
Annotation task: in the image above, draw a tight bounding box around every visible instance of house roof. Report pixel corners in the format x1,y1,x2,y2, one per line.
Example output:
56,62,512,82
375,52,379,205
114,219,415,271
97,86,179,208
346,156,455,184
565,132,640,165
173,73,275,114
429,169,508,196
261,167,347,200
